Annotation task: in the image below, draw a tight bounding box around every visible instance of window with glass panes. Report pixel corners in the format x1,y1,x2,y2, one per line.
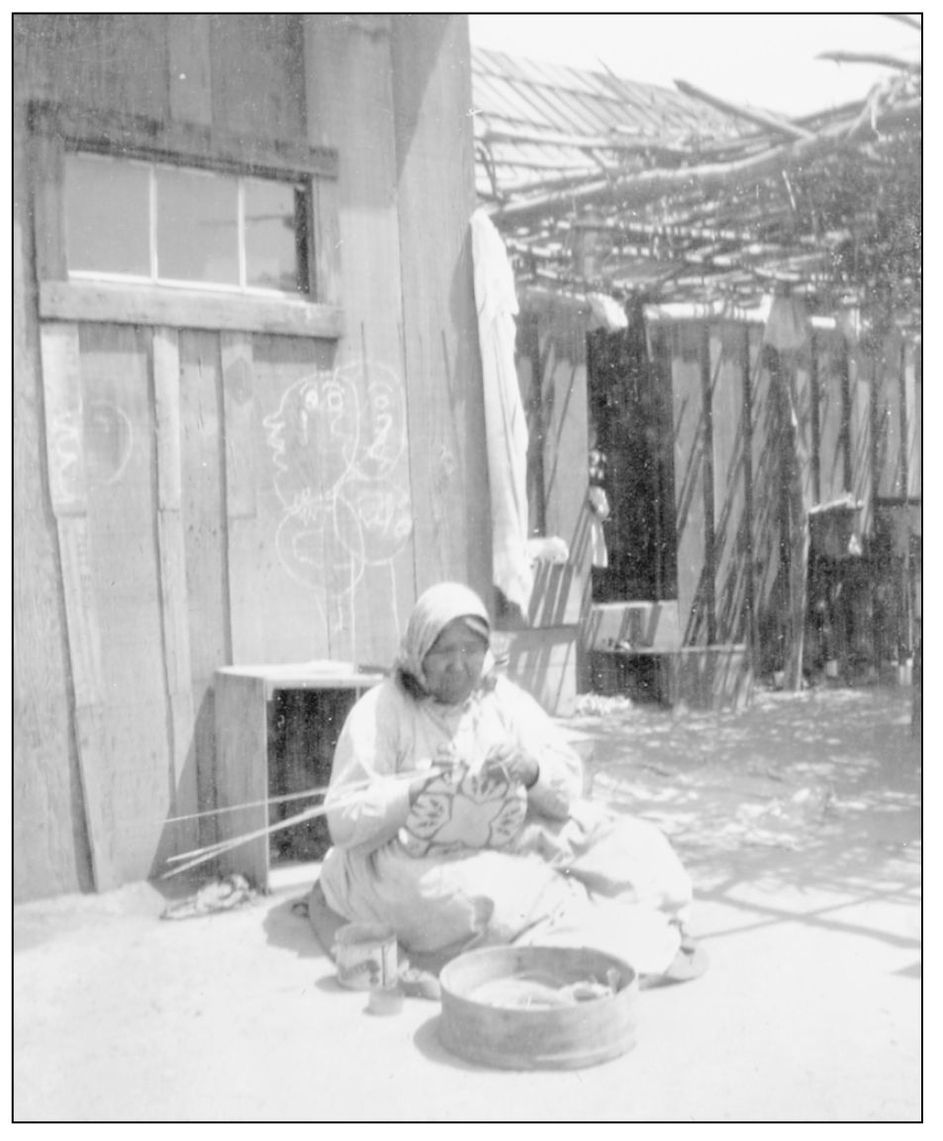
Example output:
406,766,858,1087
63,152,310,296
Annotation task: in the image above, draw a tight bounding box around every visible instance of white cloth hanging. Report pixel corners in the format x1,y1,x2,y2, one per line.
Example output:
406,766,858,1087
471,208,533,614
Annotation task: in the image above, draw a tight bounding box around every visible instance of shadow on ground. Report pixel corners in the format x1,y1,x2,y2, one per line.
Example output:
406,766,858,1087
570,684,921,955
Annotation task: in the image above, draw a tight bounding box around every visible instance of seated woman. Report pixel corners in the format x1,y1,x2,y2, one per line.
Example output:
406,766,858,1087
319,582,702,981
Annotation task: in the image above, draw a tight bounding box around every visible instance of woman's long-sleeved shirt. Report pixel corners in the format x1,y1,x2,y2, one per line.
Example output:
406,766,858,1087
324,674,584,853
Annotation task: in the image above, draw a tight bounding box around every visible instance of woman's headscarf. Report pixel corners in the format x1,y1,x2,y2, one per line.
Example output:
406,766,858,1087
393,582,495,698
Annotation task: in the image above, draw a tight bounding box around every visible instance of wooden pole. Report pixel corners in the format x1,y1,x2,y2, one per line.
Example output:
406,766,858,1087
673,79,814,141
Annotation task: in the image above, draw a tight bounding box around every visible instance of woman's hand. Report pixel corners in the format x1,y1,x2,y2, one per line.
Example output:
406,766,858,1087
481,743,539,790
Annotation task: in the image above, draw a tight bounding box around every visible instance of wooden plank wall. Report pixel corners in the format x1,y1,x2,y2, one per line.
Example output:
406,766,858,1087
14,174,97,895
15,14,485,897
79,323,194,879
508,303,915,698
16,13,171,118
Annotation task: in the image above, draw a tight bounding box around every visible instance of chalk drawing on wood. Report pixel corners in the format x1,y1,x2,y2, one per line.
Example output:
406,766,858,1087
262,361,413,597
84,400,133,485
48,408,85,506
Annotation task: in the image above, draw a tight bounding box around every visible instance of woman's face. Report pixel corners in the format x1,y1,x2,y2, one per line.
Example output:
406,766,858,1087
422,618,488,705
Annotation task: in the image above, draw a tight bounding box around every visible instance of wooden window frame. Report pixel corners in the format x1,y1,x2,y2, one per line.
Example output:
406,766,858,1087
29,100,343,339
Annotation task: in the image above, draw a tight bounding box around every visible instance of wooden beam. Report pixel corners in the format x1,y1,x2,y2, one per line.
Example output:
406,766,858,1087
40,280,343,340
817,50,921,73
883,13,922,32
481,124,688,155
39,321,120,890
487,98,920,225
152,328,198,842
674,79,815,141
28,99,338,180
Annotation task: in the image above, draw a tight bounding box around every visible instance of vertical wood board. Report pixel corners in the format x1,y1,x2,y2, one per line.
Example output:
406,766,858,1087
210,14,306,142
305,17,419,661
540,304,589,545
152,327,198,847
391,16,490,599
311,175,342,308
220,332,264,663
246,333,339,662
15,165,92,892
214,672,270,890
815,332,850,502
79,322,174,880
849,348,874,537
39,323,86,513
747,328,782,627
710,324,750,644
167,14,212,126
671,324,709,645
527,300,589,627
501,627,579,717
29,132,67,284
875,332,905,499
906,342,921,499
791,347,816,512
38,321,119,890
178,330,230,847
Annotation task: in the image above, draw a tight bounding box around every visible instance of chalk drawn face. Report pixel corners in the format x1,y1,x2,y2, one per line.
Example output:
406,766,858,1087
84,400,133,485
264,371,359,508
263,361,413,597
333,362,406,482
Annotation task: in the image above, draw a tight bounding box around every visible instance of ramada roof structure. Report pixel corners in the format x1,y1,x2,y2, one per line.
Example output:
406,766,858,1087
471,28,921,335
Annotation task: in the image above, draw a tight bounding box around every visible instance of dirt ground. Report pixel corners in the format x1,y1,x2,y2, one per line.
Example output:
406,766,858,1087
13,683,922,1123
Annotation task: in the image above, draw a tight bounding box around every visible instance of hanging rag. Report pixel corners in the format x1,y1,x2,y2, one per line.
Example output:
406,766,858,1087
587,485,610,569
587,291,628,332
471,208,533,614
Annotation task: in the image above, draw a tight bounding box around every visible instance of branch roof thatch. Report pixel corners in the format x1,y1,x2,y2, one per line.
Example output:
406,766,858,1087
471,32,921,335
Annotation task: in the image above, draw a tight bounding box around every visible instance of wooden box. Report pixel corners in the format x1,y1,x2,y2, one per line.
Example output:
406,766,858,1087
213,662,384,890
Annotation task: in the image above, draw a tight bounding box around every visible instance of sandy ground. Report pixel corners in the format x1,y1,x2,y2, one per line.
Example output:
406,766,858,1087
13,684,922,1123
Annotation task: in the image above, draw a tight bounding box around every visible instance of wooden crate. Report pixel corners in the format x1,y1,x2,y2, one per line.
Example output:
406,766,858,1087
213,662,384,889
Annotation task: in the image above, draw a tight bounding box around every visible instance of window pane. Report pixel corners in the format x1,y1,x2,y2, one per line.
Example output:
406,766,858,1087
244,179,305,293
156,166,238,285
65,153,150,276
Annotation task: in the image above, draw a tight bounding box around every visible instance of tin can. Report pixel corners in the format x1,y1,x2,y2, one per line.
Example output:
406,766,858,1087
333,922,398,990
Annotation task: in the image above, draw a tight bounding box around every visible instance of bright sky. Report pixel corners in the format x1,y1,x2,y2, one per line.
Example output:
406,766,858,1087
469,11,921,118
